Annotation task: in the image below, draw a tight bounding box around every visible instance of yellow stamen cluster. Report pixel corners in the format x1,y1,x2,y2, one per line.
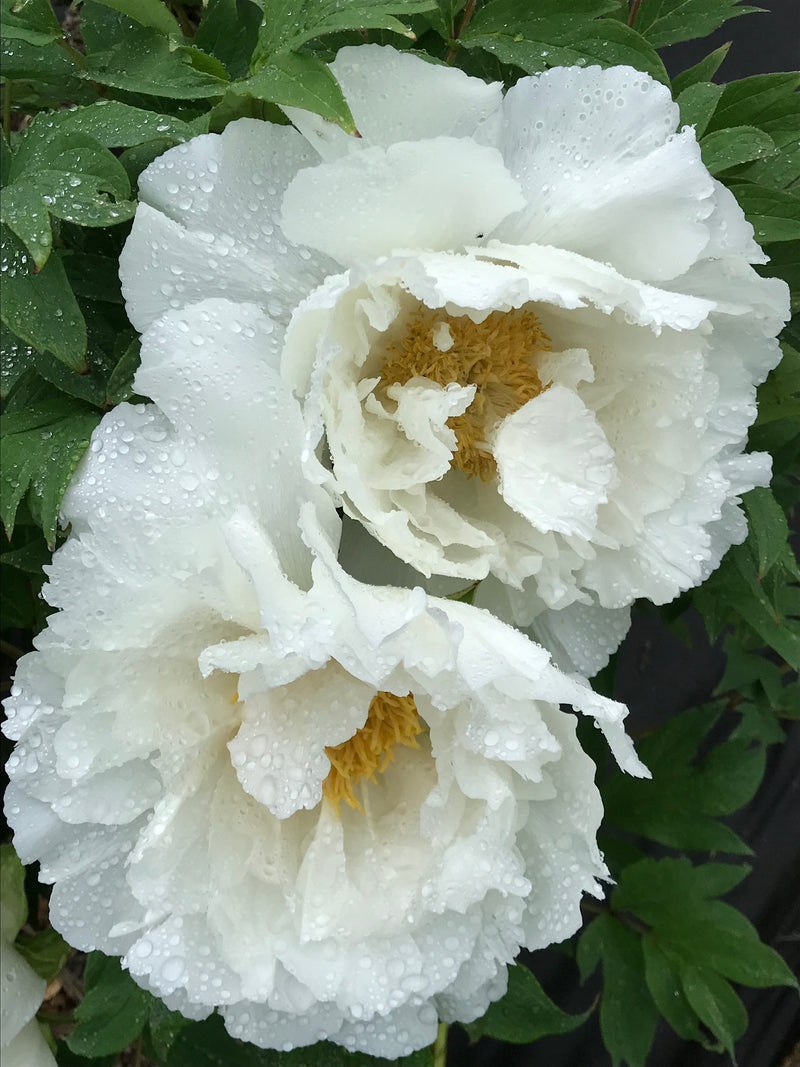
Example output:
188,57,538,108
323,691,423,812
379,309,552,481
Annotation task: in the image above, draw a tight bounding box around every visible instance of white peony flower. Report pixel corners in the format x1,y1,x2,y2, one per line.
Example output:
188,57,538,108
0,850,57,1067
119,47,790,674
3,307,646,1058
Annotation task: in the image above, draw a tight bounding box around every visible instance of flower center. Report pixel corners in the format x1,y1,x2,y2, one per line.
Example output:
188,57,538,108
379,308,552,481
323,691,423,811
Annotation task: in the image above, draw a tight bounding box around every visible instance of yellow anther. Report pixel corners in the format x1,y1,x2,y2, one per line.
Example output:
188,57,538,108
379,308,552,481
323,691,423,812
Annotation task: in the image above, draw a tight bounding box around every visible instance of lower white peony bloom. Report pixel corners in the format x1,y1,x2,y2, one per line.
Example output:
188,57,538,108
3,308,646,1058
119,46,790,674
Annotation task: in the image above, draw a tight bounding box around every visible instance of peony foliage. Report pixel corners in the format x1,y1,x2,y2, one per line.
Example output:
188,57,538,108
1,1,798,1067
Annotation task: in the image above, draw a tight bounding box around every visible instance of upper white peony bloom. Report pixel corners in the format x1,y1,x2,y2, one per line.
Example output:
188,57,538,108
119,47,790,674
3,305,646,1058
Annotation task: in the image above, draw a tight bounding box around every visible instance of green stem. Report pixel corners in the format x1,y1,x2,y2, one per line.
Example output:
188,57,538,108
56,36,87,71
445,0,477,64
433,1021,448,1067
2,79,11,140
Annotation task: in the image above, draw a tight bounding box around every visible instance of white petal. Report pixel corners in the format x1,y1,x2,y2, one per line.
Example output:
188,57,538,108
229,663,374,818
472,242,715,331
0,1019,56,1067
0,942,46,1048
285,44,503,160
527,601,632,677
335,1000,439,1059
494,385,615,538
281,138,525,266
702,180,767,263
134,299,339,587
52,760,162,825
121,120,336,333
47,822,144,951
495,65,716,281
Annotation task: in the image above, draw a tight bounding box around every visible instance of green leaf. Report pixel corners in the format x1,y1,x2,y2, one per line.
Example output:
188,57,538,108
63,252,124,304
0,843,28,942
467,964,591,1043
253,0,436,63
28,348,107,406
699,125,775,175
578,914,658,1067
630,0,761,48
729,182,800,244
16,926,71,983
1,321,36,398
462,2,668,84
0,535,51,575
0,182,53,270
3,122,135,269
718,637,799,737
642,938,704,1043
205,91,287,133
105,334,142,404
739,114,800,192
118,139,178,185
0,231,87,371
447,581,479,605
42,100,196,150
194,0,262,79
234,52,356,131
676,81,723,137
145,997,192,1063
743,486,794,578
614,858,798,997
670,42,731,95
675,905,800,990
425,0,466,39
0,398,101,544
1,33,93,108
84,22,230,99
705,72,800,135
753,339,800,422
67,953,150,1059
680,963,747,1056
165,1016,269,1066
1,0,62,45
728,542,800,666
612,858,745,922
602,703,764,854
82,0,181,37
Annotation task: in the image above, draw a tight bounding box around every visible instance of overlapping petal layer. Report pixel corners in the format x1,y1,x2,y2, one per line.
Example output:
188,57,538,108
120,49,789,674
3,307,645,1057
